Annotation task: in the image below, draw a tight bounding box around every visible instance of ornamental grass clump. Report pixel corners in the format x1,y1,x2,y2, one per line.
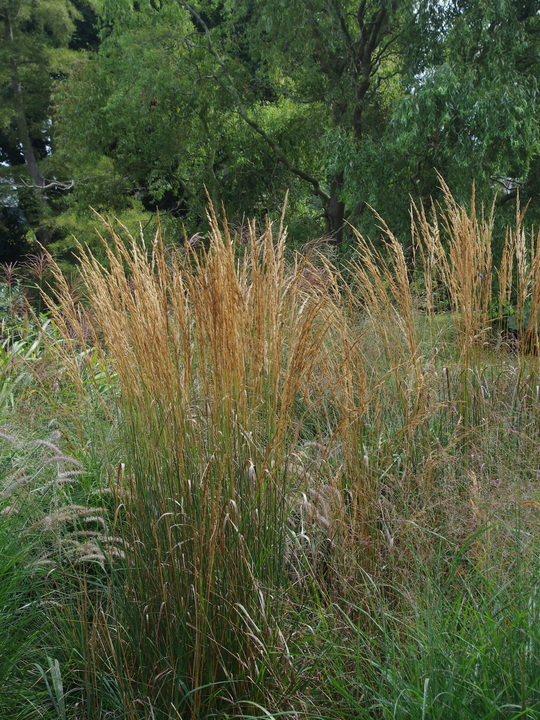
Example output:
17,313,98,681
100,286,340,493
411,179,493,353
497,201,540,354
44,207,370,717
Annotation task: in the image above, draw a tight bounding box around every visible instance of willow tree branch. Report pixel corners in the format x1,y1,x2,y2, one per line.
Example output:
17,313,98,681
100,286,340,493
177,0,330,204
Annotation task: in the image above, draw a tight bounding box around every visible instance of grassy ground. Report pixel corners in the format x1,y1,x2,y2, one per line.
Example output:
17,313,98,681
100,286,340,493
2,187,540,718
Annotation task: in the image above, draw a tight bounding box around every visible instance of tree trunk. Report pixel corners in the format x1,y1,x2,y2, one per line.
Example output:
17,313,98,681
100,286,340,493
4,10,45,189
325,172,346,244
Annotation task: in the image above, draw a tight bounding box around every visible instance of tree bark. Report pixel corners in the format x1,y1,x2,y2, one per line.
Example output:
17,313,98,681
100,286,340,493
325,172,346,243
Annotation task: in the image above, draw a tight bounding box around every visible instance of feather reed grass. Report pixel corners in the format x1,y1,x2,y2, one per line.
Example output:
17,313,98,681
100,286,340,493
44,206,368,717
32,186,540,718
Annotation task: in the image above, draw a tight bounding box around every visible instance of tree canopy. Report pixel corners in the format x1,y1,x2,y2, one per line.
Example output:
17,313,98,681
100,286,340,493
1,0,540,257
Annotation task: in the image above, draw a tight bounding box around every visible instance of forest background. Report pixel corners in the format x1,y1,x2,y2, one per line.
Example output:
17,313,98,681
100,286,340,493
2,0,540,262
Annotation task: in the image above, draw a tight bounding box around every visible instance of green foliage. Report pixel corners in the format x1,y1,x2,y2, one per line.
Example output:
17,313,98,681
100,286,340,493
3,0,540,254
322,543,540,720
0,0,90,155
385,0,540,233
53,0,413,243
0,0,101,256
53,0,330,240
0,512,45,718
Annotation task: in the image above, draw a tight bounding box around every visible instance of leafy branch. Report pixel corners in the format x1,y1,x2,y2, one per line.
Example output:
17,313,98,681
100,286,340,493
177,0,331,204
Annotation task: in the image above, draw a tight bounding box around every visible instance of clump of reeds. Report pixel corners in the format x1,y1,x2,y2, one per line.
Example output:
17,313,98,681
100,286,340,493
497,200,540,354
43,206,371,717
411,178,540,363
411,179,494,353
35,196,482,716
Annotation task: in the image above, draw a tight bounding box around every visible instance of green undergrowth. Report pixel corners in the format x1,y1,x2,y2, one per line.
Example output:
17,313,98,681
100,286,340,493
318,539,540,720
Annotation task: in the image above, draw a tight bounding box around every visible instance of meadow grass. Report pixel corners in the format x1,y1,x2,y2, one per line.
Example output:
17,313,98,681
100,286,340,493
2,188,540,717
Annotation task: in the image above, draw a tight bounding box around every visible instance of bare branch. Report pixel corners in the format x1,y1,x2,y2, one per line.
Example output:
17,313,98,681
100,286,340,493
20,178,75,191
